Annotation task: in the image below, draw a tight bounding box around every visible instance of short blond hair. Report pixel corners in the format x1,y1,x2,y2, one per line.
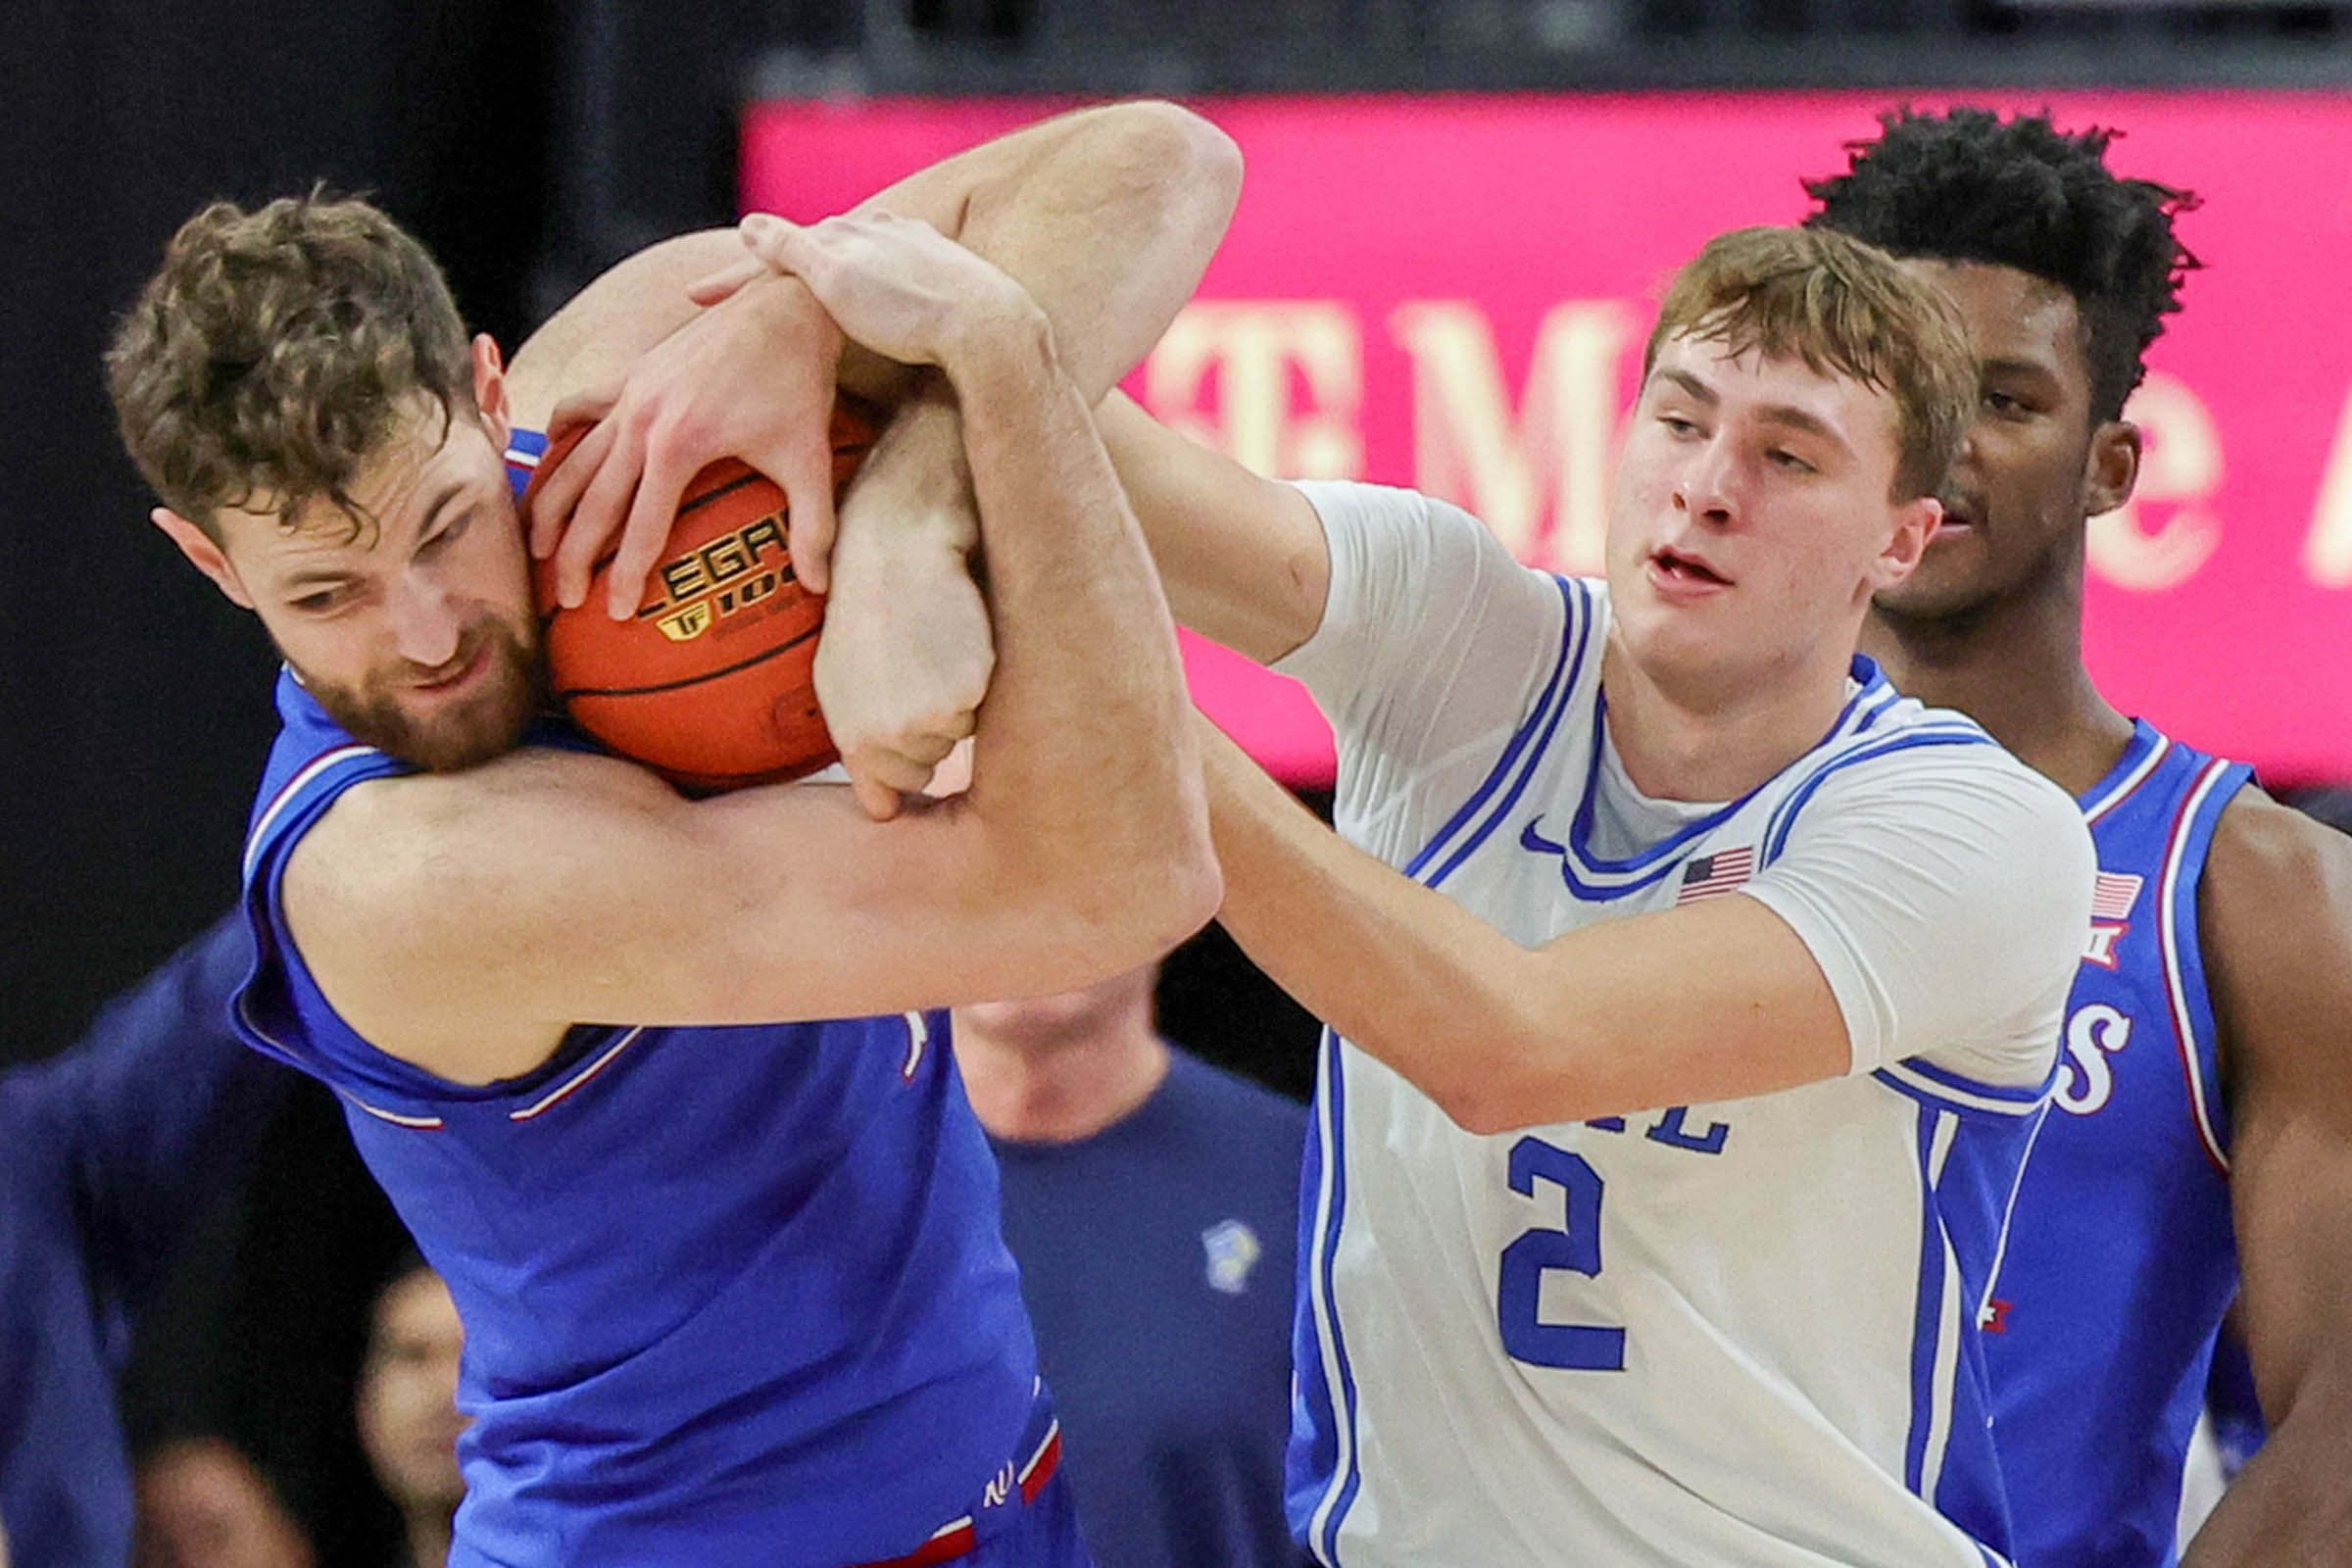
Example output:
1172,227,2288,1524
106,192,476,541
1644,225,1975,502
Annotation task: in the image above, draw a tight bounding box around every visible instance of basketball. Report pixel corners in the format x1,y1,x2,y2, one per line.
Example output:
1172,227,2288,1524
530,402,879,793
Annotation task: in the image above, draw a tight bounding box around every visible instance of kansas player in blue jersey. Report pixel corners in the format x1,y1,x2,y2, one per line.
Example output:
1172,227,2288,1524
1810,110,2352,1565
102,105,1232,1567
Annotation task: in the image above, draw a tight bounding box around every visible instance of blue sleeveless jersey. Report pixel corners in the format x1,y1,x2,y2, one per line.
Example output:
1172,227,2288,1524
228,432,1041,1565
1985,719,2251,1567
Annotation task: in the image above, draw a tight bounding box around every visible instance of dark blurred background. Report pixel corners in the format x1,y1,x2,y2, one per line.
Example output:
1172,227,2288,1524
5,1,2348,1556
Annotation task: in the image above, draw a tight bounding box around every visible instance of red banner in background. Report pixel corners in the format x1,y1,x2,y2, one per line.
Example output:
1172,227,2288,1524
745,93,2352,786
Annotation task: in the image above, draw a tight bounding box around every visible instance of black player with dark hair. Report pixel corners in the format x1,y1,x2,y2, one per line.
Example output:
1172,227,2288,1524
1808,108,2197,424
1810,108,2352,1567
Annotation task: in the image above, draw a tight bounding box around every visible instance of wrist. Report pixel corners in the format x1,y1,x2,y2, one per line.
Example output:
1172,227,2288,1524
932,293,1055,402
742,270,845,367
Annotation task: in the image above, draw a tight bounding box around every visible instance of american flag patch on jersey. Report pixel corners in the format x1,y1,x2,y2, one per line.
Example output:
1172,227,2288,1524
2091,871,2144,921
1677,846,1756,904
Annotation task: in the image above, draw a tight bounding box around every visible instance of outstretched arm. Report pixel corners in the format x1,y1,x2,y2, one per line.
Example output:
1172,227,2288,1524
2182,793,2352,1565
1199,722,1844,1129
1198,716,2087,1131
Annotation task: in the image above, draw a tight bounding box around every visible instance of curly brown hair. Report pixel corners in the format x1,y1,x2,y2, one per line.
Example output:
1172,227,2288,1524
106,191,476,541
1645,225,1976,505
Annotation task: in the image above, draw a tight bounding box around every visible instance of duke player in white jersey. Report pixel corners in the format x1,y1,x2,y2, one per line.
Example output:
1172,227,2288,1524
1092,225,2085,1565
660,164,2104,1565
1808,110,2352,1565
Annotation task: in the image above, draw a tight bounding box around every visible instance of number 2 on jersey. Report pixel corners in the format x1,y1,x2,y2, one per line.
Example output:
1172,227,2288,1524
1497,1136,1627,1371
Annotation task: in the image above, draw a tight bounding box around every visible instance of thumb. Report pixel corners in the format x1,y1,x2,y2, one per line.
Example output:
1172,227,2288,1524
739,212,805,269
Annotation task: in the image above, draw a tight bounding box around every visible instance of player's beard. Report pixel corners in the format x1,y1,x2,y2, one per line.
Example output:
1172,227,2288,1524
302,617,547,772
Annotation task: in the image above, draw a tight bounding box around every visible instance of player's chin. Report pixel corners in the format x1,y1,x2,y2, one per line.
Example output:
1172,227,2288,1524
351,652,545,772
405,694,537,772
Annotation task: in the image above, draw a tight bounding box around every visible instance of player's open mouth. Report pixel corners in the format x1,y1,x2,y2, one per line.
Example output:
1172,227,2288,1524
1649,547,1730,587
413,643,487,694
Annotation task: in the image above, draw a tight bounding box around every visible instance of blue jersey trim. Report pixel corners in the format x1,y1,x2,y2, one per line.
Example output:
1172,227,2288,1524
1902,1106,1951,1498
2157,755,2253,1169
241,739,402,886
1539,659,1905,902
2079,719,2172,826
1759,726,1992,868
1298,1029,1363,1564
1898,1057,2048,1103
1407,576,1592,892
1873,1064,2054,1123
504,427,550,501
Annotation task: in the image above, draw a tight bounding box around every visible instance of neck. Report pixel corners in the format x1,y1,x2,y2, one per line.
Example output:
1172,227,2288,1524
1598,629,1854,801
955,1012,1170,1145
1863,559,2133,799
403,1501,457,1568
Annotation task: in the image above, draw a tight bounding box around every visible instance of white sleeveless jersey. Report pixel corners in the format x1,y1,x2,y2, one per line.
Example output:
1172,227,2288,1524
1275,483,2093,1568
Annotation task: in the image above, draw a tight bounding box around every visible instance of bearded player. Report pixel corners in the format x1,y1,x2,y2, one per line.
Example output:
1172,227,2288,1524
1808,108,2352,1566
106,104,1232,1566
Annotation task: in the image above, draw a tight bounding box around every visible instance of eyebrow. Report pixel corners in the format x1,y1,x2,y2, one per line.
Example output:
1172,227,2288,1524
1980,355,2064,383
1653,368,1852,453
415,479,469,542
273,479,472,592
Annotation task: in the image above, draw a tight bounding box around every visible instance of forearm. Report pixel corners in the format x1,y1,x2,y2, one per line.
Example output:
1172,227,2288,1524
943,319,1216,952
874,101,1243,402
834,102,1242,545
1203,722,1843,1131
1202,720,1586,1132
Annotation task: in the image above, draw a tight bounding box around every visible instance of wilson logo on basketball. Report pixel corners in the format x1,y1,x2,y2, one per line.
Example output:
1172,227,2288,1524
636,511,802,642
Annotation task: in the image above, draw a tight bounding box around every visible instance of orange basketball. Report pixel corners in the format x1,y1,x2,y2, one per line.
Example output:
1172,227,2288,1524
530,403,879,793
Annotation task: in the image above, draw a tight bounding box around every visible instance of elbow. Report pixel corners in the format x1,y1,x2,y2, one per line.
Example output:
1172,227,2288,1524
1092,808,1223,968
1404,1015,1592,1137
1436,1083,1534,1140
1108,100,1244,225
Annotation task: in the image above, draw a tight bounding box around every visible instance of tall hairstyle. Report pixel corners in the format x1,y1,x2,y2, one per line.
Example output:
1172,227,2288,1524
1645,224,1977,504
1803,108,2200,424
106,191,476,541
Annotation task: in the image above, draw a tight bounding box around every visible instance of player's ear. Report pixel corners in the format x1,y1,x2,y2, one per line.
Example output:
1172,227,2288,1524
1869,495,1939,590
2082,419,2141,518
152,507,255,610
470,333,512,450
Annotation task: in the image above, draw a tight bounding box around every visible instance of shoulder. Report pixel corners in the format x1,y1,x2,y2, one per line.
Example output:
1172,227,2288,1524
289,745,664,902
2202,787,2352,1024
2209,785,2351,897
1294,480,1561,594
278,746,676,1057
1783,705,2084,856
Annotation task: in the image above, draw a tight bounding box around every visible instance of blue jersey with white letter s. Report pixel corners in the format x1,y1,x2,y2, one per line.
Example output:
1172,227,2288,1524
1986,719,2251,1568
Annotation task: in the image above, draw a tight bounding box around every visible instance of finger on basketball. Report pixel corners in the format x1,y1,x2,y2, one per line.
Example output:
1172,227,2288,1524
527,414,614,560
555,422,647,610
774,454,839,596
606,444,698,620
